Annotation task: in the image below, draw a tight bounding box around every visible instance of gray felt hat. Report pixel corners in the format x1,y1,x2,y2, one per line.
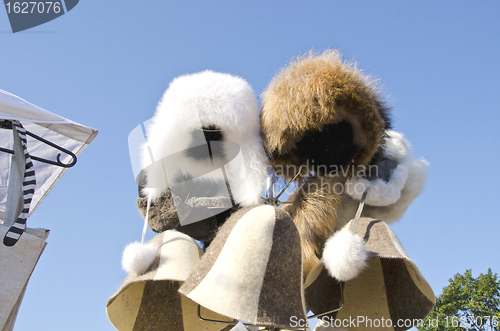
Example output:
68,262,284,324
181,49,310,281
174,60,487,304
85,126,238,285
305,218,435,331
179,205,307,329
106,230,232,331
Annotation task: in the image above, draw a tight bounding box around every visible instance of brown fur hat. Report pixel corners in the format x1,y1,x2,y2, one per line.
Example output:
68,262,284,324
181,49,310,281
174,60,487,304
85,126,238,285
262,50,393,277
261,50,390,178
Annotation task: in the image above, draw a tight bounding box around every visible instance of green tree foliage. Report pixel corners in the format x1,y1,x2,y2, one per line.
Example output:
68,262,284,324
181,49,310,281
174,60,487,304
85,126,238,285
418,269,500,331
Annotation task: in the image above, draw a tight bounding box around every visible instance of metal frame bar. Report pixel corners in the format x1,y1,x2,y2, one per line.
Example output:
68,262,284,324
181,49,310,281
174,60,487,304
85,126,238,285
197,305,308,330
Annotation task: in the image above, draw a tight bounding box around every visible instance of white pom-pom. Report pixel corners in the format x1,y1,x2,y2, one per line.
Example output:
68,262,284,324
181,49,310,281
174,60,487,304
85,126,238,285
122,242,157,275
322,225,368,282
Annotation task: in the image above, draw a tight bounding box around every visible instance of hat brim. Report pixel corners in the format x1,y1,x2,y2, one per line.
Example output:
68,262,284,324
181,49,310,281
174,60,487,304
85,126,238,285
106,231,232,331
305,218,435,330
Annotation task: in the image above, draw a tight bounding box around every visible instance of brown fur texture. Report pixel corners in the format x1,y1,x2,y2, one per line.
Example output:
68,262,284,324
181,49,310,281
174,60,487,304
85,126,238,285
283,176,355,276
261,50,390,178
262,50,392,278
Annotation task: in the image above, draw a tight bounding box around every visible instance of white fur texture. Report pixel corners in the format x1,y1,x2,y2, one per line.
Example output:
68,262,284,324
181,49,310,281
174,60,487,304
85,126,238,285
346,130,428,208
141,70,268,207
346,163,409,206
322,225,368,282
363,155,428,223
122,242,157,275
380,130,410,162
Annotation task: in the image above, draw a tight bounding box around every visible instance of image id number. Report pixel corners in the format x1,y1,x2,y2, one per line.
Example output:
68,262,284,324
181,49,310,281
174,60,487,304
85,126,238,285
5,2,62,14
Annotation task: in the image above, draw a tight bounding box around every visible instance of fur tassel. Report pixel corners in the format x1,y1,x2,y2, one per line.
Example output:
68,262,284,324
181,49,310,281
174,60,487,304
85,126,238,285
322,224,368,282
122,242,157,275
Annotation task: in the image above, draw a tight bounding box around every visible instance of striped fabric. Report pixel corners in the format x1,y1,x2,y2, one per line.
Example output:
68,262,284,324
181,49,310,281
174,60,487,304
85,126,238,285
3,121,36,247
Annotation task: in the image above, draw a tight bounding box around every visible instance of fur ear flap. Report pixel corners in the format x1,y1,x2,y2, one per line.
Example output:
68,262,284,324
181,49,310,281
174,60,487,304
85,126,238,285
322,223,368,282
122,242,157,275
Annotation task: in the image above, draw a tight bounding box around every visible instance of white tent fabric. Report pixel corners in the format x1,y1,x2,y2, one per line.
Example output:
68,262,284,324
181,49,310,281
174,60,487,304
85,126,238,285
0,89,98,221
0,227,49,331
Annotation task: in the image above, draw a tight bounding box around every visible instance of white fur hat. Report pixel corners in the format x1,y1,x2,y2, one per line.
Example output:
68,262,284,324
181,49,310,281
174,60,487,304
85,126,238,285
141,70,268,208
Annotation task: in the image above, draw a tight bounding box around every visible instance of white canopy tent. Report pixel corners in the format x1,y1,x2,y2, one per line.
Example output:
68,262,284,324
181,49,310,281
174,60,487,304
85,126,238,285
0,89,97,331
0,89,98,220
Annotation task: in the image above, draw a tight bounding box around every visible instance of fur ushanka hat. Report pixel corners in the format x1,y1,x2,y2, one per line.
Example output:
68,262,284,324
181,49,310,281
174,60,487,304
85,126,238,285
261,50,390,178
261,50,428,278
137,71,268,241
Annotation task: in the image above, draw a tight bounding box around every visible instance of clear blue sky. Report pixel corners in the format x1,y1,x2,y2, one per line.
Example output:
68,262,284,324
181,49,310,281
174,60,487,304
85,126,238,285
1,1,499,330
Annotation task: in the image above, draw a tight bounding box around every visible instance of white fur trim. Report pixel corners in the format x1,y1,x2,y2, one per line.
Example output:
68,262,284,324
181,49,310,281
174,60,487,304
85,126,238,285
121,241,157,275
370,156,428,222
346,130,428,207
381,130,410,162
346,164,408,206
322,224,368,282
141,71,267,207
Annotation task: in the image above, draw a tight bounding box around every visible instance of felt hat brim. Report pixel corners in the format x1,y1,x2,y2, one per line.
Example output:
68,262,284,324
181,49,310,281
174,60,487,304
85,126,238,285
106,231,232,331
